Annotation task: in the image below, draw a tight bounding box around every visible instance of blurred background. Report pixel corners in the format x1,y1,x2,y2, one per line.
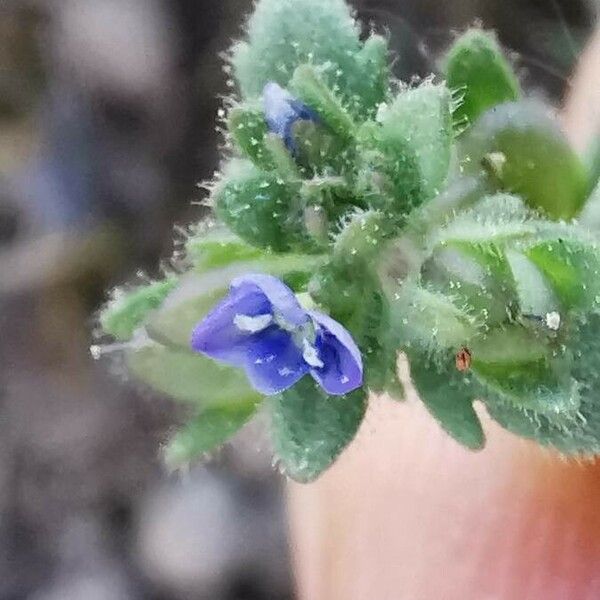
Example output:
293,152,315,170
0,1,598,598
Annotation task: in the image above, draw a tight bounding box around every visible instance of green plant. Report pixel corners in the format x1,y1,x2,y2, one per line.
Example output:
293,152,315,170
97,0,600,482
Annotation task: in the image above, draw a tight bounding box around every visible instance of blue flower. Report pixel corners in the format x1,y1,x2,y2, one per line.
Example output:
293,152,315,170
263,82,319,152
191,274,363,396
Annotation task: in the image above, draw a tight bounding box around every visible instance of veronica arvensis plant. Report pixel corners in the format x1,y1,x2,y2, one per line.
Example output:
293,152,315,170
97,0,600,482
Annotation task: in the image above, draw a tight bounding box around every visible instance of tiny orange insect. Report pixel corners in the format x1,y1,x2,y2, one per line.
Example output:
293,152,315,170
455,347,472,372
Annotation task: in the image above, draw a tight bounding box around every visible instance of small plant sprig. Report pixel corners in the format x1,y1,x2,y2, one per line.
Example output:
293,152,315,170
97,0,600,482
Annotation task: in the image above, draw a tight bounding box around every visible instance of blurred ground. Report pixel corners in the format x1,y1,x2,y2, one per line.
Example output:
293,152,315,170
0,1,597,599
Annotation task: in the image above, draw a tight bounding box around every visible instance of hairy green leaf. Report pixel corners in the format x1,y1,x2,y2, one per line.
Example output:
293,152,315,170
290,65,356,143
391,280,478,354
231,0,386,114
227,103,273,170
444,29,520,130
214,160,315,252
164,399,259,467
525,238,600,311
470,326,580,421
485,314,600,455
421,242,515,327
270,378,367,482
408,351,485,449
185,228,264,270
100,278,178,341
376,82,453,203
430,193,540,248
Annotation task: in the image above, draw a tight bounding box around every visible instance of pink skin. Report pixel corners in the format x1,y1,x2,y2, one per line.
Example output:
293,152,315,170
289,393,600,600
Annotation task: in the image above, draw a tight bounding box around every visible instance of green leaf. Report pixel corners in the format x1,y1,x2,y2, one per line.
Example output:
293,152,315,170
231,0,385,114
485,315,600,456
290,65,356,143
430,193,541,248
332,209,388,265
376,82,453,203
227,103,273,170
164,399,259,467
444,29,520,130
460,101,588,220
270,378,367,482
100,277,178,341
355,34,390,110
476,363,579,424
127,342,262,407
185,228,264,270
421,242,516,327
469,326,580,421
358,287,402,398
408,351,485,449
214,160,314,252
486,400,589,455
525,238,600,311
390,280,478,354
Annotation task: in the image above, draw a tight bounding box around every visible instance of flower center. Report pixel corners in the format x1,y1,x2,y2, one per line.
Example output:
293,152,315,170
234,313,273,333
302,338,324,369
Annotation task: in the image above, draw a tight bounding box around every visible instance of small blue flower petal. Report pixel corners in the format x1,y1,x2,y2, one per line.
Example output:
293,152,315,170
191,274,364,397
263,82,319,151
308,311,363,395
243,327,309,395
230,273,309,328
190,284,271,365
